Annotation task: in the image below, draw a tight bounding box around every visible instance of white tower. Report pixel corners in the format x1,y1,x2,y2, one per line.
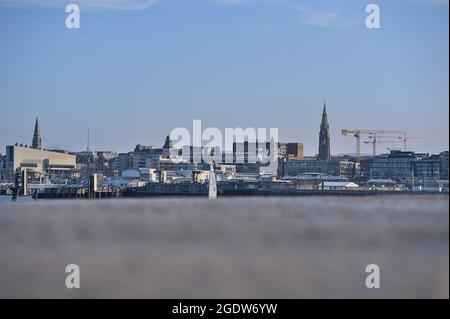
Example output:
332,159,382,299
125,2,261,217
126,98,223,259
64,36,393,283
208,162,217,199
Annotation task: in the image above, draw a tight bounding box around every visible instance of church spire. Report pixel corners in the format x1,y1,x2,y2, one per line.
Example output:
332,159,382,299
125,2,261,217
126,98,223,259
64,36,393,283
321,101,328,127
32,117,42,150
163,135,172,149
318,101,331,161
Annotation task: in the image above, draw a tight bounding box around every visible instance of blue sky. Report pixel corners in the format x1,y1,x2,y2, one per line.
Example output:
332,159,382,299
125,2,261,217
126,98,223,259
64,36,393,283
0,0,448,155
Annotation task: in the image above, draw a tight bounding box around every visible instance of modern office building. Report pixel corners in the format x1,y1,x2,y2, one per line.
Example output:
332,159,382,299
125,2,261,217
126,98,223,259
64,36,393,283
370,150,417,181
281,159,339,177
369,150,445,182
414,154,441,181
5,145,76,175
360,157,375,178
439,151,449,179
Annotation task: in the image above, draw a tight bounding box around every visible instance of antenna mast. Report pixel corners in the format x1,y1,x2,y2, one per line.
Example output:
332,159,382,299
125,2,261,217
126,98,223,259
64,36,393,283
87,128,91,152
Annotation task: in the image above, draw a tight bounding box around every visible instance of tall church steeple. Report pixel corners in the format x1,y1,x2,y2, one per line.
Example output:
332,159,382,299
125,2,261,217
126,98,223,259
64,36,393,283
318,101,331,161
163,135,173,150
32,117,42,150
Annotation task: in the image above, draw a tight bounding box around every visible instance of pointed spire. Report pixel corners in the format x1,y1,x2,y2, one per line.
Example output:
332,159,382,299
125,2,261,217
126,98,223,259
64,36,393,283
32,117,42,150
321,100,328,127
163,135,172,149
34,117,39,134
318,101,331,161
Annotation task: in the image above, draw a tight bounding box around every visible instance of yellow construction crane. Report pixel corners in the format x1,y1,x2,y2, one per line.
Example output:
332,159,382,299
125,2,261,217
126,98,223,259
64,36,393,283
364,134,425,155
363,139,402,154
341,129,406,164
363,135,405,156
395,135,425,150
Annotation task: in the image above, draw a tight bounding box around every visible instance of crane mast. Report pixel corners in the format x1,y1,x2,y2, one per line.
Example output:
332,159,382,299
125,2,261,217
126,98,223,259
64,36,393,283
341,129,406,164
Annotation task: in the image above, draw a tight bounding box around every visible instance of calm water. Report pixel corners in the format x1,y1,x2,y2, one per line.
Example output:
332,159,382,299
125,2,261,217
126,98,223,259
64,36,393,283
0,196,448,298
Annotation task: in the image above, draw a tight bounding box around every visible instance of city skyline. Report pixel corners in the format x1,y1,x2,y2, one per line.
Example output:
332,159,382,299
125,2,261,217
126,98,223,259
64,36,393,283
0,0,448,154
2,114,448,158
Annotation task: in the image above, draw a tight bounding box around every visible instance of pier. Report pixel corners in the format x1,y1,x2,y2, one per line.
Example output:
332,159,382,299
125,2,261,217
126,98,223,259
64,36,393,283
32,187,123,199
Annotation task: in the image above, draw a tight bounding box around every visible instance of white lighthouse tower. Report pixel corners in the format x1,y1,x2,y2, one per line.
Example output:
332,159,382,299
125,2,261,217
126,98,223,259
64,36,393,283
208,162,217,199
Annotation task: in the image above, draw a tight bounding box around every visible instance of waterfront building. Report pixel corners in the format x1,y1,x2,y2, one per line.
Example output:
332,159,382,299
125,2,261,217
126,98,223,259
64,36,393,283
103,176,146,189
436,179,449,192
359,157,375,178
338,159,357,178
5,119,76,177
369,150,447,187
158,158,193,172
363,178,406,191
180,142,273,165
218,164,236,178
280,158,355,178
282,173,348,190
5,145,76,176
439,151,449,179
321,181,359,190
281,159,335,176
139,168,159,182
370,150,417,183
121,168,141,179
413,154,441,181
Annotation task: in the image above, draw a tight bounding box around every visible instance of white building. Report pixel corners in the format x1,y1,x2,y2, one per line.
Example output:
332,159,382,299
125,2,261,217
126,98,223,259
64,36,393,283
321,181,359,190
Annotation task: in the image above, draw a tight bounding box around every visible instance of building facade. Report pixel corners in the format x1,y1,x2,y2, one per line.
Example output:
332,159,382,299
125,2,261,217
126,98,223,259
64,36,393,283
369,150,447,186
279,143,304,160
439,151,449,179
132,144,165,169
414,154,441,181
370,151,416,182
283,159,356,178
6,145,76,175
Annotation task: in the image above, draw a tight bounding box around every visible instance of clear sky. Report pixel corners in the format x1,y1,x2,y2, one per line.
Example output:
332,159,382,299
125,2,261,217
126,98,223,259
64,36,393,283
0,0,448,155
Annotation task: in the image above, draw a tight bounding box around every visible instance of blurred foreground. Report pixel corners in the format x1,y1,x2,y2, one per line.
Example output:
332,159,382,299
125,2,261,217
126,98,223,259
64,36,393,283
0,196,448,298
